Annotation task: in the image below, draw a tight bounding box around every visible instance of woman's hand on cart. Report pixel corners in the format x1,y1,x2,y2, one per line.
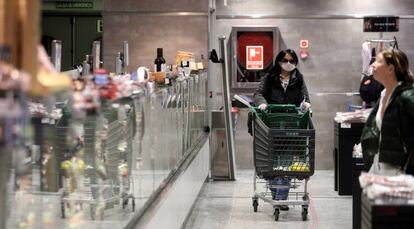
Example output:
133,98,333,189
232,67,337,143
299,96,311,112
258,103,267,111
299,102,311,112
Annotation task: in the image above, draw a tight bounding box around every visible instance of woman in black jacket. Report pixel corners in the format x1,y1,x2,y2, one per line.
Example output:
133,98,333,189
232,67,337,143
252,49,311,211
361,48,414,175
254,49,310,110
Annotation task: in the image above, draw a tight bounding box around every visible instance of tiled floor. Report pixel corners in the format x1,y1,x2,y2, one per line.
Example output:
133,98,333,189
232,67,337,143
184,170,352,229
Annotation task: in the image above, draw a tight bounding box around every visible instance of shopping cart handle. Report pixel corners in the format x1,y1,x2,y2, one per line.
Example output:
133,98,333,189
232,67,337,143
265,104,298,112
267,104,296,109
250,104,299,114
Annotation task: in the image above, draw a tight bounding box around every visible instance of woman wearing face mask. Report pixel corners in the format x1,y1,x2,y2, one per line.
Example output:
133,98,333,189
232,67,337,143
254,49,310,111
361,48,414,175
253,49,310,211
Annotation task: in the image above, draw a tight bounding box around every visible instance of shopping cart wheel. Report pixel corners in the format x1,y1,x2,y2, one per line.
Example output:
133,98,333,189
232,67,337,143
99,209,104,220
90,206,96,220
61,202,65,219
90,205,104,220
252,199,258,212
301,207,308,221
274,208,280,221
122,199,128,209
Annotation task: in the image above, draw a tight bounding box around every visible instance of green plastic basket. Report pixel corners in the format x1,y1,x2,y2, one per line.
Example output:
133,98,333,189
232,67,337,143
255,104,310,129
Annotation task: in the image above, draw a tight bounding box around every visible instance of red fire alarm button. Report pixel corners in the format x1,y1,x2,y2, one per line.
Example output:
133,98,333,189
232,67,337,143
300,40,309,49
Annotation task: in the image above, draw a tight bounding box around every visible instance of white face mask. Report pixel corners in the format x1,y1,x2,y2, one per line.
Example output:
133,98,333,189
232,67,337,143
280,62,296,72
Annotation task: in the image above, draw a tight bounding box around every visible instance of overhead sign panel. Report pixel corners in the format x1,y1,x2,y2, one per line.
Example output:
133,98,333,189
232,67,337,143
363,16,399,32
55,1,93,9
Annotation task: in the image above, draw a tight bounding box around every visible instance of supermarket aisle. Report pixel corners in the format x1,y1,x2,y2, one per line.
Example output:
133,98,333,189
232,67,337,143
184,170,351,229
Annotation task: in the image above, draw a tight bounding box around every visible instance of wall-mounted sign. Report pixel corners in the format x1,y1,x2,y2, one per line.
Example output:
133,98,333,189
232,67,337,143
55,1,93,9
231,27,279,90
363,16,399,32
300,40,309,49
246,46,263,70
299,39,309,59
97,19,103,33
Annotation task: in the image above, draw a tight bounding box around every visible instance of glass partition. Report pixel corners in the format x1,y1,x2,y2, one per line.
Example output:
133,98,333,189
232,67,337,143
2,70,208,228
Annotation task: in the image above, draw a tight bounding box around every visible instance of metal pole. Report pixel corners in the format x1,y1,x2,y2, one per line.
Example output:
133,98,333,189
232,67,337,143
51,40,62,72
92,40,101,71
123,41,129,72
71,16,76,67
207,0,216,181
0,148,11,229
218,36,236,180
31,117,43,191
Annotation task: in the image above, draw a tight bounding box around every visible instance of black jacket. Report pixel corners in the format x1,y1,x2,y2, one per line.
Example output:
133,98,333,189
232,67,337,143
253,69,310,106
361,82,414,174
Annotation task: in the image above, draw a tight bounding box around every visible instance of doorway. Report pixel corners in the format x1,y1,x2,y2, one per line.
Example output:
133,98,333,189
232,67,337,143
41,15,102,71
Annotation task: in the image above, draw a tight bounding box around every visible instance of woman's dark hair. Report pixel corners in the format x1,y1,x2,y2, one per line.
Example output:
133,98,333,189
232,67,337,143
271,49,299,75
262,49,302,101
381,48,414,83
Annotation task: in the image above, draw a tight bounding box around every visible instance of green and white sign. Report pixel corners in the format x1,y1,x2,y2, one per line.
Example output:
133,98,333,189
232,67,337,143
97,19,103,33
55,1,93,9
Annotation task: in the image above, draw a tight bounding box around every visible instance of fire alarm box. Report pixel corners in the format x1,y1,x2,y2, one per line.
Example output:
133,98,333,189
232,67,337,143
230,27,280,92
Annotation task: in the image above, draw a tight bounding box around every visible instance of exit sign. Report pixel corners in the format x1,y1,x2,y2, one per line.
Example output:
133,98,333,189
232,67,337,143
97,19,103,33
246,46,264,70
55,1,93,9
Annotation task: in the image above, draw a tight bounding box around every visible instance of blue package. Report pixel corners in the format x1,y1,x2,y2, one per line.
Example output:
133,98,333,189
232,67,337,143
130,71,138,81
95,74,108,85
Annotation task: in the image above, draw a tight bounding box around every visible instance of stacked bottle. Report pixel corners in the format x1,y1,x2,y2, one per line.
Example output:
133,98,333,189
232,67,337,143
154,48,166,72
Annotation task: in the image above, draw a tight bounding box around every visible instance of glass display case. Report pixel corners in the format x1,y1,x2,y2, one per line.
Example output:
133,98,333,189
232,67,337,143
1,71,208,228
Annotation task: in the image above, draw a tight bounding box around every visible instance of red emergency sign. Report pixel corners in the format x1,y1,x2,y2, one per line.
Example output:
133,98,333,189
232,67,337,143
246,46,264,70
300,40,309,49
